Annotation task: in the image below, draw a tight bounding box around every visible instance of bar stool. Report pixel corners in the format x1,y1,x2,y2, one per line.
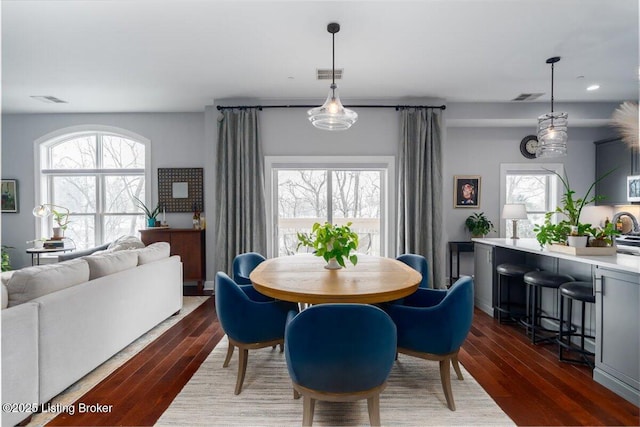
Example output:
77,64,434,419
557,281,595,368
522,271,574,344
495,264,533,324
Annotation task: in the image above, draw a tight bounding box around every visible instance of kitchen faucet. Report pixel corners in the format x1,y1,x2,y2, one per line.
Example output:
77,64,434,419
611,211,640,233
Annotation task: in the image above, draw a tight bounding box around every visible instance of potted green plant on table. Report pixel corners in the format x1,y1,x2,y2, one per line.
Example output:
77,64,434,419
133,196,161,228
589,222,620,247
296,222,359,269
464,212,495,238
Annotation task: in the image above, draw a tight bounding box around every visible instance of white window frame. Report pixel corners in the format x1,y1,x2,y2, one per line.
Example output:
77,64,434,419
34,125,151,244
265,156,395,258
499,163,564,238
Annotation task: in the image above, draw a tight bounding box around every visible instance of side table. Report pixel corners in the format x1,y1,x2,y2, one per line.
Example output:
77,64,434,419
448,241,475,286
26,247,75,266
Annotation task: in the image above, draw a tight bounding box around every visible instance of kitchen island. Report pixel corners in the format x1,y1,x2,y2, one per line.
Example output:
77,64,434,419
472,238,639,406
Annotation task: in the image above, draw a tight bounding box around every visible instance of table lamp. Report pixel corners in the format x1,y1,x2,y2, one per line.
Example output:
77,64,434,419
33,203,70,239
502,204,528,239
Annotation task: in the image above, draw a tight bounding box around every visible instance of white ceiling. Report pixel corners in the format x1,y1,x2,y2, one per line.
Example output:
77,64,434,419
2,0,638,114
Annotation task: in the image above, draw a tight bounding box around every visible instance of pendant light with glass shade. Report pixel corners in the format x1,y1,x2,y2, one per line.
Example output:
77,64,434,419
536,56,568,157
307,23,358,131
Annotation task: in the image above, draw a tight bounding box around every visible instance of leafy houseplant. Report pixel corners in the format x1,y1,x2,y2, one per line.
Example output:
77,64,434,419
1,245,13,272
464,212,495,237
297,222,359,269
534,168,614,248
133,196,161,227
589,222,620,247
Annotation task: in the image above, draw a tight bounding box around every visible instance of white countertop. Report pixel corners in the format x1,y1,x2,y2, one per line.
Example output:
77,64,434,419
472,238,640,274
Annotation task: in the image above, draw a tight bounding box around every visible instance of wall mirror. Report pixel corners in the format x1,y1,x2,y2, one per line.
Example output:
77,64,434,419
158,168,204,212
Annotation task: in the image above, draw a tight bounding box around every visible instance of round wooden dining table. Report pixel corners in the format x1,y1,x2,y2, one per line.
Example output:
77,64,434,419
249,254,422,304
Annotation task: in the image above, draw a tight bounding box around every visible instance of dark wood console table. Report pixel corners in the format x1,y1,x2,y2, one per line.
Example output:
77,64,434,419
448,241,475,286
140,228,206,292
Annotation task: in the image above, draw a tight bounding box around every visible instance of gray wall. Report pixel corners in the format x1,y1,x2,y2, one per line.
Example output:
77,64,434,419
2,101,623,287
1,113,204,268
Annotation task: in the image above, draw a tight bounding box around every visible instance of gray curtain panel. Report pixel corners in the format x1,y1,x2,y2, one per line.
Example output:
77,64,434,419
215,108,267,274
397,108,445,288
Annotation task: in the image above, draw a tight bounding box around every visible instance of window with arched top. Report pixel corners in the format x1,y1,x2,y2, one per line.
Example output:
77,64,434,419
36,128,150,249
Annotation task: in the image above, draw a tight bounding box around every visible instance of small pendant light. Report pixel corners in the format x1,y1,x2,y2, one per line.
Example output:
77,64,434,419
307,23,358,131
536,56,568,157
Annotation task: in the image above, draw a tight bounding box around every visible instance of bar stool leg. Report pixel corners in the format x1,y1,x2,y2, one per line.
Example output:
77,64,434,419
558,293,565,360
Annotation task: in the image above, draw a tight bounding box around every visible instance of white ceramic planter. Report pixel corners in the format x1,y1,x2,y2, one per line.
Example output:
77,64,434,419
324,258,342,270
567,235,588,248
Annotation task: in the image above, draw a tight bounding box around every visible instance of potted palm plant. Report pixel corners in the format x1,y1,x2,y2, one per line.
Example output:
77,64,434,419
297,222,359,269
464,212,495,238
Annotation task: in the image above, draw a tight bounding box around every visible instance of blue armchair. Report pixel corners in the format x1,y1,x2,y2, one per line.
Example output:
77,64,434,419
232,252,266,285
215,272,297,395
384,276,474,411
396,253,430,288
285,304,397,426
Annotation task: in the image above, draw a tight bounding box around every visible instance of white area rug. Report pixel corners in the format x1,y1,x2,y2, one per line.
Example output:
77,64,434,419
156,335,515,426
27,296,210,427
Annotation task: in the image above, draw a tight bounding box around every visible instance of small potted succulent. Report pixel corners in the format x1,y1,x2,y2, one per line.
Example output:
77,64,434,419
297,222,359,269
464,212,495,238
588,222,620,247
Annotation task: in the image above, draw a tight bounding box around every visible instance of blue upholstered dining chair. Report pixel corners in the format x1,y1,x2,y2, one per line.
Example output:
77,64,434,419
396,253,430,288
285,304,397,426
215,272,297,395
232,252,266,285
383,276,474,411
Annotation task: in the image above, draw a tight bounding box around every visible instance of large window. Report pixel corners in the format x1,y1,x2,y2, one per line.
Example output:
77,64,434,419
36,128,150,249
266,157,394,258
500,163,563,238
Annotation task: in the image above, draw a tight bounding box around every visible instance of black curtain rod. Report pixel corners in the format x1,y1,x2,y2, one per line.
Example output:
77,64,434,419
216,104,446,111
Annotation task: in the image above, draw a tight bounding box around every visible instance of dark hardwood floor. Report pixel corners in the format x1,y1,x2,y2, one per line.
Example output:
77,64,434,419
47,301,639,426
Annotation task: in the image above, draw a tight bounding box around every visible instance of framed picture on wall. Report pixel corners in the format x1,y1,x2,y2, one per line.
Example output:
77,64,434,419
454,175,480,208
1,179,18,213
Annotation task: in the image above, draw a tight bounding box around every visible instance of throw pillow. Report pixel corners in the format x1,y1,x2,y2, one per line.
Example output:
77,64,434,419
137,242,171,265
107,235,145,252
7,259,90,307
85,250,139,280
1,283,8,309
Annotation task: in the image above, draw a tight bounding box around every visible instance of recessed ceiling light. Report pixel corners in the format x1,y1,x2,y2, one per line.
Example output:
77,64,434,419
587,84,600,91
30,95,68,104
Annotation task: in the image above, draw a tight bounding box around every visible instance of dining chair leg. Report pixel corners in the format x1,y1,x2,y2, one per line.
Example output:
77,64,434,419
367,394,381,426
223,341,234,368
439,358,456,411
279,342,284,352
452,353,464,380
293,387,300,399
234,348,249,395
302,396,315,426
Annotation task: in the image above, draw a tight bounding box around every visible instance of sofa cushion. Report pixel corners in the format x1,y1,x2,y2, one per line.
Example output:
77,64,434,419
108,235,145,252
1,284,7,309
137,242,171,265
7,259,90,307
85,250,139,280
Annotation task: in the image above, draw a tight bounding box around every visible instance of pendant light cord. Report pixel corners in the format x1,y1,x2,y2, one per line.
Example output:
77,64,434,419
550,61,555,114
331,30,336,96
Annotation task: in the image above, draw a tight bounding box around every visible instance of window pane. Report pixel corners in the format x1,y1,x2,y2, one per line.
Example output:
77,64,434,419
506,175,548,211
102,135,145,169
103,215,145,242
332,171,381,255
50,136,97,169
277,170,327,256
105,176,145,213
52,176,96,213
65,215,95,249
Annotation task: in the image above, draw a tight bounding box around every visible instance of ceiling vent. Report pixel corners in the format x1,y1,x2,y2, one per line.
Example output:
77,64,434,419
512,93,544,101
316,68,343,80
30,95,68,104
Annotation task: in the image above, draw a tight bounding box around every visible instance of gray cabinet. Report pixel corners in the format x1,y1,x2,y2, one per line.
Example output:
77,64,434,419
594,137,640,205
473,243,494,316
594,267,639,405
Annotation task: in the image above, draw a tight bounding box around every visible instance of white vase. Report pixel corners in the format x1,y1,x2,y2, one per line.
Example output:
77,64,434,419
324,258,342,270
567,235,588,248
52,227,63,239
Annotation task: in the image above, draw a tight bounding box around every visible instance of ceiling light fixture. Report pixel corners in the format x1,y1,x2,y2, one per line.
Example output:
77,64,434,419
586,84,600,91
307,23,357,131
536,57,568,158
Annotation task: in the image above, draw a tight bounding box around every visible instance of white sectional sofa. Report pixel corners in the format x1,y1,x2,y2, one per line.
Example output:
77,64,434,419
1,242,183,426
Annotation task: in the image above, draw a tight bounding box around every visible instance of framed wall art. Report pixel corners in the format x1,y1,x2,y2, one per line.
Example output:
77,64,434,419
1,179,18,213
158,168,204,212
454,175,480,208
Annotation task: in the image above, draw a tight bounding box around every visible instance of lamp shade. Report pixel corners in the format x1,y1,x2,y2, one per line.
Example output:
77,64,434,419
536,112,568,158
32,204,51,218
307,84,358,130
502,204,528,220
